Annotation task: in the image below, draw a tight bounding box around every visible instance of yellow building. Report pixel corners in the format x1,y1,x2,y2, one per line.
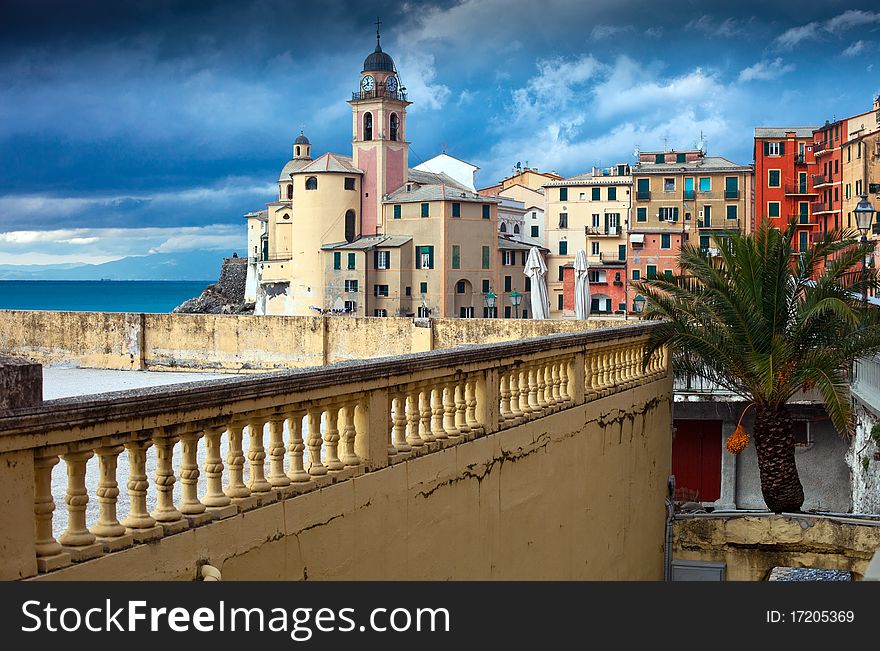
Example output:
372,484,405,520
245,28,529,318
544,165,632,317
841,96,880,249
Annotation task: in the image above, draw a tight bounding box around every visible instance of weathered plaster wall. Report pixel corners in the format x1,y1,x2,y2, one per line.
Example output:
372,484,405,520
674,514,880,580
0,355,42,410
0,311,143,370
0,311,627,372
847,401,880,514
34,377,672,581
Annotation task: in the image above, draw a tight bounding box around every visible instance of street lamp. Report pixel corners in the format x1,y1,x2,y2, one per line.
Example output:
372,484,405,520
509,289,523,319
484,290,497,318
633,294,646,315
854,194,877,311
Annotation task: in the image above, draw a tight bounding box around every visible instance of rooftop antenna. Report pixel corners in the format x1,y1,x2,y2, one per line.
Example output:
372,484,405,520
662,134,670,151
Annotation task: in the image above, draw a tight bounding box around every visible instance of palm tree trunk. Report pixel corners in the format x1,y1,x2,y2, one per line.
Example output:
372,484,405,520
752,405,805,513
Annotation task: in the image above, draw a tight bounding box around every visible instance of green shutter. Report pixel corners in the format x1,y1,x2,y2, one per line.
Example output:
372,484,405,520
764,142,770,156
560,188,568,201
618,245,626,261
647,265,657,279
421,203,429,217
727,205,737,220
592,187,600,200
481,246,490,269
504,275,511,292
333,252,341,269
393,204,401,219
779,142,785,155
637,207,647,222
452,245,460,269
559,241,567,255
347,253,356,269
482,204,490,219
608,187,617,200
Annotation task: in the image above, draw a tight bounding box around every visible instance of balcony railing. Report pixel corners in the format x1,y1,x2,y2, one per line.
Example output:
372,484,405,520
586,226,622,237
698,218,740,230
724,190,740,199
784,183,816,195
599,252,627,264
794,153,807,165
811,201,833,213
636,191,651,201
683,190,695,200
813,141,829,155
788,213,817,225
0,323,669,578
811,174,831,187
351,89,409,102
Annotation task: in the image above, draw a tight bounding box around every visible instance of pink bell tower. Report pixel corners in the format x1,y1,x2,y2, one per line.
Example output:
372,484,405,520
349,20,410,235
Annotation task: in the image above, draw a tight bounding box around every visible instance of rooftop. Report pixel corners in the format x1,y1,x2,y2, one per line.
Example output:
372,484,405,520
754,127,818,139
635,156,751,173
321,235,413,251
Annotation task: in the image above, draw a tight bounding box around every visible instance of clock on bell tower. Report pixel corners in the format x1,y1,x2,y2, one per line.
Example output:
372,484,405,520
349,20,410,236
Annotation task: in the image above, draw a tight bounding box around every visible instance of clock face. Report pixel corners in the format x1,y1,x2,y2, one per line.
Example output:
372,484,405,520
385,75,398,93
361,75,375,92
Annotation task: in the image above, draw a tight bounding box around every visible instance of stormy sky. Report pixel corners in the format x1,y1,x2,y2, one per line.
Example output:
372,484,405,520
1,0,879,268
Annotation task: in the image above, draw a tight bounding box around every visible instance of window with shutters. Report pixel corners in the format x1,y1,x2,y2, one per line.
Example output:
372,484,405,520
373,285,389,297
504,276,512,292
591,187,600,201
676,153,686,163
393,204,401,219
333,252,341,270
347,253,356,270
502,250,515,266
767,141,781,156
421,203,430,218
768,170,781,187
608,186,617,200
557,294,564,310
344,300,356,312
482,204,490,219
558,266,565,281
637,207,647,222
456,281,466,294
420,282,428,294
559,241,567,255
344,280,358,293
647,265,657,279
559,187,568,201
726,205,738,220
416,246,434,269
591,241,599,255
531,225,539,237
482,279,490,293
592,214,600,228
525,277,531,292
655,154,665,163
375,250,389,270
661,234,671,249
664,178,675,191
452,245,460,269
768,202,780,218
374,309,387,317
632,269,641,281
452,202,461,218
482,246,490,269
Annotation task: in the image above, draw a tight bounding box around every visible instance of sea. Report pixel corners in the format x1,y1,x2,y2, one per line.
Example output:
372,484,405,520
0,280,211,313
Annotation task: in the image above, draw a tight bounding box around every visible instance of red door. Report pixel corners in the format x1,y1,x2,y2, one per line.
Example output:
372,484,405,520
672,419,721,502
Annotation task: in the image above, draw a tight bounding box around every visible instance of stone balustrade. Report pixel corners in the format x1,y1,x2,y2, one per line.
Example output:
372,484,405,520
0,322,668,579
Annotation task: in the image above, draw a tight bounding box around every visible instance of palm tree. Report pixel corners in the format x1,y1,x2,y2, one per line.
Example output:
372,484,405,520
635,220,880,512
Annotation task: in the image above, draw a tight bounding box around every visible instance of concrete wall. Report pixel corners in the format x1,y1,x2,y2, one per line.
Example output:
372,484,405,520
0,310,623,372
34,375,672,581
848,400,880,514
674,514,880,580
0,355,42,410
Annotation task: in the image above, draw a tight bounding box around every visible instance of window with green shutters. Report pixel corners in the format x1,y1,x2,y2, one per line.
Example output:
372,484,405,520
768,202,780,218
727,205,738,220
504,275,512,292
347,253,356,269
481,246,490,269
676,153,686,163
421,203,429,218
482,279,490,293
393,204,401,219
698,177,711,192
768,170,780,187
591,187,600,201
557,294,564,310
661,234,671,249
559,188,568,201
700,235,710,250
647,265,657,279
618,244,626,261
333,252,341,270
452,245,460,269
632,269,640,281
684,177,694,199
799,231,808,252
655,154,665,163
559,241,567,255
637,207,647,222
636,178,650,199
420,282,428,294
725,176,739,198
452,202,460,218
415,246,435,269
482,204,490,219
664,270,673,280
608,186,617,200
531,225,539,237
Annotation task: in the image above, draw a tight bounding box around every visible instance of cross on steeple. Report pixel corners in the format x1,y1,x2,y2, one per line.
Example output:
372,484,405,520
375,17,382,48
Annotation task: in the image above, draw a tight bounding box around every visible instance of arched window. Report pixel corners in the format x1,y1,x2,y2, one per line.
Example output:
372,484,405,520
295,146,300,157
305,176,318,190
500,222,507,233
513,224,520,234
363,112,373,140
286,184,293,200
390,113,399,141
344,209,356,243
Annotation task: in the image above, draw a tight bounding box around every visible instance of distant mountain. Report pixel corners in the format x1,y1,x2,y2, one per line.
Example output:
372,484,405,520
0,250,228,280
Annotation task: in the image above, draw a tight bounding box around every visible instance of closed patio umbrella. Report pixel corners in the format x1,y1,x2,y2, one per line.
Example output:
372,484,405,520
524,247,550,319
574,249,590,320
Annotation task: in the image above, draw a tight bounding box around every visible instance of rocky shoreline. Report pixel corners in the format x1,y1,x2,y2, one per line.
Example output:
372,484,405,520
173,255,254,314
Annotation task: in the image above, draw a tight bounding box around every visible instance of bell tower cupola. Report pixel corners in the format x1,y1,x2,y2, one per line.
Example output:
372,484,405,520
293,131,311,160
349,19,411,236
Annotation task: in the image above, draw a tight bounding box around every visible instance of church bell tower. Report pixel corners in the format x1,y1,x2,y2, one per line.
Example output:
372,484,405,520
349,20,411,236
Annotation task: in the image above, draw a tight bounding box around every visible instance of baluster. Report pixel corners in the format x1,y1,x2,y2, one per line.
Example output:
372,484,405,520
391,394,411,452
306,407,328,475
548,363,560,406
601,348,612,391
559,358,571,403
509,370,524,423
203,426,237,517
406,391,423,447
419,388,435,444
246,418,271,492
431,387,447,440
323,406,345,471
455,380,471,434
443,383,459,437
90,445,134,550
268,417,291,488
59,450,103,559
151,431,187,533
33,454,70,571
499,371,513,424
178,430,210,524
466,378,482,433
122,440,162,541
286,411,311,483
527,366,541,414
225,421,251,498
519,368,533,419
341,401,361,466
588,351,599,395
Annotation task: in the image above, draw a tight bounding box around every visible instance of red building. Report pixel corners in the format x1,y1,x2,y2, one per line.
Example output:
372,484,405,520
811,119,847,233
753,126,821,252
560,258,628,315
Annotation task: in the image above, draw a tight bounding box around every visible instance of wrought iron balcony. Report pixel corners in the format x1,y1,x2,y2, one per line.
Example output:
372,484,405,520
683,190,695,200
724,190,739,199
351,89,409,102
811,174,831,187
636,191,651,201
784,183,816,195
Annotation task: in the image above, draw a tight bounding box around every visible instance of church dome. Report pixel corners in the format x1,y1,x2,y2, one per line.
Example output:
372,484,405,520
294,131,310,145
363,43,395,72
